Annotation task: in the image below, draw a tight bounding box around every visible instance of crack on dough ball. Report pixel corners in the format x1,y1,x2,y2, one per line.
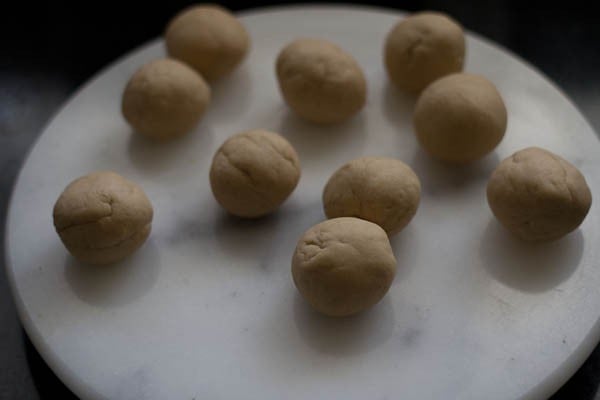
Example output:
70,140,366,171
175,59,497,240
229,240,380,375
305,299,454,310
323,157,421,235
276,38,367,124
209,129,301,218
165,5,250,81
122,58,211,140
487,147,592,241
414,73,507,163
53,171,154,265
292,217,397,317
385,11,465,93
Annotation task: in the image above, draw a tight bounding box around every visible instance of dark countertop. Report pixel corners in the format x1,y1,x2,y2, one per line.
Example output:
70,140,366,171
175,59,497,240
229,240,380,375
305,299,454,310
1,1,599,399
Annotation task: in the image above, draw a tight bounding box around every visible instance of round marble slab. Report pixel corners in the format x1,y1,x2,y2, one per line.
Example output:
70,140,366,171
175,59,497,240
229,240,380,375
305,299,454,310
5,5,600,400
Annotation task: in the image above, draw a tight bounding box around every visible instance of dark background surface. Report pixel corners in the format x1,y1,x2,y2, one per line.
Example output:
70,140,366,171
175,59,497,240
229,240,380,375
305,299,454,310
1,1,599,399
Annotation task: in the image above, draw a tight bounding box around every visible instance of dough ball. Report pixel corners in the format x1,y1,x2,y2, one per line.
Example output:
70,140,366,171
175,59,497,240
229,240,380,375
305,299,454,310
122,58,210,140
384,11,465,93
209,129,301,218
165,5,250,81
487,147,592,242
323,157,421,235
414,73,507,163
276,38,367,124
53,171,153,265
292,217,397,317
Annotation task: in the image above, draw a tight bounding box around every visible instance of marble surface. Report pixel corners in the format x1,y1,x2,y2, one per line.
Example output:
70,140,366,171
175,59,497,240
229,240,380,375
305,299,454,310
4,6,600,400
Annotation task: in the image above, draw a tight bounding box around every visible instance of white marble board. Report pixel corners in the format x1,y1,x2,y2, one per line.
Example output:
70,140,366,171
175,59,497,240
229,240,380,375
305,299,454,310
5,5,600,400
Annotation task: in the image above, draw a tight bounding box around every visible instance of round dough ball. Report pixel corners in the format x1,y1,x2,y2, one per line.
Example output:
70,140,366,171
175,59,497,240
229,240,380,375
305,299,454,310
209,129,301,218
414,73,507,163
276,38,367,124
323,157,421,235
165,5,250,81
487,147,592,242
384,12,465,93
53,171,153,265
122,58,211,140
292,217,397,317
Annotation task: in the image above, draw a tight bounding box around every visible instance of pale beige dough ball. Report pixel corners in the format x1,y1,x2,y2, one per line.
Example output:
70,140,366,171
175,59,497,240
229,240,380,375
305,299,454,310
165,5,250,81
53,171,153,265
487,147,592,242
385,11,465,93
276,38,367,124
292,217,397,317
323,157,421,235
209,129,301,218
414,73,507,163
122,58,210,140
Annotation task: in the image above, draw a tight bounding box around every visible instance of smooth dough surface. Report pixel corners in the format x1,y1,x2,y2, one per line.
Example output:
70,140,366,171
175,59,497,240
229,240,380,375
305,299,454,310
414,73,507,163
165,5,250,81
384,11,465,93
122,58,210,140
323,157,421,235
487,147,592,242
53,171,153,265
209,129,301,218
292,217,397,317
276,38,367,124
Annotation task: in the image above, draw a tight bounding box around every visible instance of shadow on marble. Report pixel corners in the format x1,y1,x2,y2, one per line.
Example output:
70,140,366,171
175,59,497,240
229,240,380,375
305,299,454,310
64,239,161,307
206,65,253,122
293,294,395,356
382,83,417,132
213,211,284,263
276,110,367,165
410,148,500,196
126,124,213,177
389,224,420,284
163,212,217,246
479,219,583,292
